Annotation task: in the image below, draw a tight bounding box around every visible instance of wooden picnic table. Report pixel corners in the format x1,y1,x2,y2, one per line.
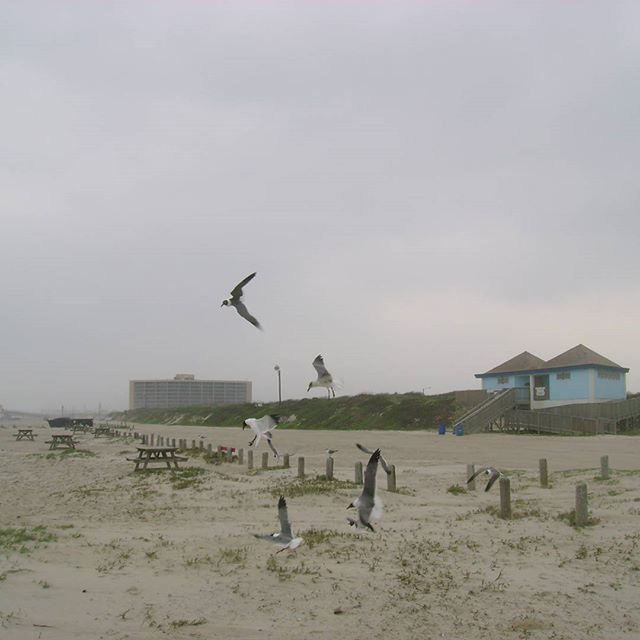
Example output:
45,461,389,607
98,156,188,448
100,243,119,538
93,425,112,438
127,446,188,471
45,432,78,450
14,428,37,441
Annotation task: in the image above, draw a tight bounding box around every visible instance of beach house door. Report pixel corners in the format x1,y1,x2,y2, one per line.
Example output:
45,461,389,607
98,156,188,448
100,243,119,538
533,374,549,401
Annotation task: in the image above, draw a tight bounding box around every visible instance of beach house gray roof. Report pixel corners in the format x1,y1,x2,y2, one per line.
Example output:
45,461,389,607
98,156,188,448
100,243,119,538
543,344,629,372
475,344,628,378
475,351,547,377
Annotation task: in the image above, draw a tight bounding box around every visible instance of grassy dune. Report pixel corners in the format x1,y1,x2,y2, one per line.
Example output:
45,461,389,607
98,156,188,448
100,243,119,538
120,392,458,430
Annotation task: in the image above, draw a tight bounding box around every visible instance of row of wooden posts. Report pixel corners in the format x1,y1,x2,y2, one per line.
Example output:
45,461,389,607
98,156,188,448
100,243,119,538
115,430,401,491
117,430,608,517
469,455,610,523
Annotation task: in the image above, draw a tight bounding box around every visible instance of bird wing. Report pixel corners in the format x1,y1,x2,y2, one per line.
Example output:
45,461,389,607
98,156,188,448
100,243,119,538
466,466,491,485
254,414,278,433
312,355,331,378
244,418,259,435
277,496,292,537
230,272,257,300
357,443,391,474
234,301,262,329
485,469,501,492
362,449,381,500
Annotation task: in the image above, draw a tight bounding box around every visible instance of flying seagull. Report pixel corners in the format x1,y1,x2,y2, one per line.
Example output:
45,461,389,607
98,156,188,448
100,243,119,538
221,272,262,329
356,442,392,475
347,449,383,532
254,496,304,552
308,354,335,398
467,466,502,492
242,414,282,458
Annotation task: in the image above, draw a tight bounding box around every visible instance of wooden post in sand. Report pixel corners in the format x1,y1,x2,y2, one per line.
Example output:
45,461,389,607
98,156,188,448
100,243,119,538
150,434,155,446
325,457,334,480
387,465,397,492
227,447,233,463
238,448,244,465
600,455,610,480
247,449,254,470
191,439,196,449
217,445,223,457
171,438,176,448
297,456,305,479
575,482,588,526
499,477,511,520
466,464,476,491
539,458,549,488
199,439,204,451
261,452,269,469
283,453,290,468
355,461,363,485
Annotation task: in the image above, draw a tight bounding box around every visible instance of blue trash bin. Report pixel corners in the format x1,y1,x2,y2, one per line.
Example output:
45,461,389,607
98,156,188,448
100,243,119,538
438,423,446,435
454,424,464,436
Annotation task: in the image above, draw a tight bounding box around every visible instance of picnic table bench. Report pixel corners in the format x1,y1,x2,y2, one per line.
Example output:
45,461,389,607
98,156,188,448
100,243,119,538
93,425,113,438
14,428,37,441
127,446,188,471
45,432,78,450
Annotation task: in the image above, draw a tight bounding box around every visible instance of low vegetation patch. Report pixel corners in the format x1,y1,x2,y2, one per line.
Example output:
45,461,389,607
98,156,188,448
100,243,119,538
265,555,319,581
0,525,57,553
268,475,359,498
447,484,467,495
298,528,354,549
557,509,600,528
169,467,208,490
169,618,207,629
46,448,97,459
218,546,248,566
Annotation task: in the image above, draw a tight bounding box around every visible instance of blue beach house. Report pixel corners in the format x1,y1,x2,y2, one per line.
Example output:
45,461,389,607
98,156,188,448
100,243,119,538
475,344,628,410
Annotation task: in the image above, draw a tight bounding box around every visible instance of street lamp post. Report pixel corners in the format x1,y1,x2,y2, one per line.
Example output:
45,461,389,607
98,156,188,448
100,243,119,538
274,365,282,405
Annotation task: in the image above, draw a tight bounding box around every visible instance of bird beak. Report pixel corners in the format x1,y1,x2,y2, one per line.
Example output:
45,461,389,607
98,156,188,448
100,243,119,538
242,421,247,430
307,383,312,392
346,503,354,510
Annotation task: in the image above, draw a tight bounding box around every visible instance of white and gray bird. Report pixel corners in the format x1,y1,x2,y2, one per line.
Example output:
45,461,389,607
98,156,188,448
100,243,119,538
467,466,502,492
221,272,262,329
254,496,304,552
325,448,339,459
347,449,383,532
356,442,392,475
307,354,335,398
242,414,281,458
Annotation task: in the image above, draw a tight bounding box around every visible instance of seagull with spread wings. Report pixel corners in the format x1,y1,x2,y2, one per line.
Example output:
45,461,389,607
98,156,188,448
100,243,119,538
467,466,502,492
242,414,282,458
307,354,336,398
254,496,304,552
347,449,383,532
221,272,262,329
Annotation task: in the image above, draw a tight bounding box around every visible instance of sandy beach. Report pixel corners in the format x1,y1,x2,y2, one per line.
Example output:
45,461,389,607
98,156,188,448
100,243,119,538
1,418,639,639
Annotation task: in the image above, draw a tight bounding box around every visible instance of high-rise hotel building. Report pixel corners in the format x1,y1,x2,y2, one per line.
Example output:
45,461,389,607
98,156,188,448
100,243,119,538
129,374,251,409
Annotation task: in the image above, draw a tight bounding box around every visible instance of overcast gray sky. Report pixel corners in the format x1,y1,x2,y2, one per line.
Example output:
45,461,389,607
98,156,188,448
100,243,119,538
2,1,639,413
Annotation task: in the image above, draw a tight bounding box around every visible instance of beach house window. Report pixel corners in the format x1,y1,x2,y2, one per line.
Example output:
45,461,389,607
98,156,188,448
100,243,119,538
497,376,509,384
556,372,571,380
598,370,620,380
